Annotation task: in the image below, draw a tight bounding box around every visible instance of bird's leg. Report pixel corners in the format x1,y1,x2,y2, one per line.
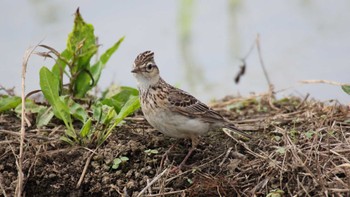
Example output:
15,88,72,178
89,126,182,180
171,136,199,172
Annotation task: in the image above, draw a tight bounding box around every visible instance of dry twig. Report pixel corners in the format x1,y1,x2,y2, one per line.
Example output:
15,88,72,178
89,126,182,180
16,45,38,197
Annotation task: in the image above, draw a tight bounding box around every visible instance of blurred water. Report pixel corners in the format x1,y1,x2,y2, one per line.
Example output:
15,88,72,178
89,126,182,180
0,0,349,103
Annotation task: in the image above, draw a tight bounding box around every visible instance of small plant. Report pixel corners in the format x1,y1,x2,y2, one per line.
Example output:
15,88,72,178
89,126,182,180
275,146,286,155
0,9,140,147
266,189,284,197
304,130,315,139
111,156,129,170
144,149,159,155
0,95,21,112
34,9,141,146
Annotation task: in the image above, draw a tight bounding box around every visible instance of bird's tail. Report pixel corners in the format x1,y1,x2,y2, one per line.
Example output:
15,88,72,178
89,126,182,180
224,123,251,139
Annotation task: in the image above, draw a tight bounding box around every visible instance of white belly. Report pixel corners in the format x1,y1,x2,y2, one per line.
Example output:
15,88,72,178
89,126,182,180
144,108,210,139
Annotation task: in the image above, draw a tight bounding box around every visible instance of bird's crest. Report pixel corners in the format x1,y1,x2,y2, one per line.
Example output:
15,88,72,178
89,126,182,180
134,51,154,66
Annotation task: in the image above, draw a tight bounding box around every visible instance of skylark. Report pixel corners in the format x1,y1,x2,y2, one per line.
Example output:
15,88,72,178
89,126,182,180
132,51,249,169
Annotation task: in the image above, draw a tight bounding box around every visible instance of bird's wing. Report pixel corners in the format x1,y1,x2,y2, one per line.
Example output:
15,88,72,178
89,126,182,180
167,87,224,122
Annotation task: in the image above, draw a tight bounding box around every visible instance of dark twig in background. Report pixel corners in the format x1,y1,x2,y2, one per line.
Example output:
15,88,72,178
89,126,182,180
256,34,272,87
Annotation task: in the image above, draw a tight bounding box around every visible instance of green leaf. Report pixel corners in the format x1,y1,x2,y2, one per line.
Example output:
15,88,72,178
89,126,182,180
275,147,286,155
64,127,77,139
100,94,140,145
62,96,88,123
92,102,116,125
267,189,284,197
14,99,47,114
74,68,93,98
40,67,73,130
36,107,55,128
111,156,129,170
144,149,159,155
341,85,350,95
102,86,139,113
103,107,117,125
60,135,74,145
74,37,124,98
14,100,54,128
0,96,21,112
40,67,60,104
92,102,103,121
305,130,315,139
120,156,129,162
114,95,140,125
112,158,122,169
80,118,92,138
67,9,97,98
67,9,97,72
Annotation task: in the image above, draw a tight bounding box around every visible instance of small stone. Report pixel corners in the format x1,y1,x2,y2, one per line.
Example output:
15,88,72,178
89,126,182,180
125,170,133,178
48,173,56,178
126,180,136,189
91,161,100,169
102,176,110,184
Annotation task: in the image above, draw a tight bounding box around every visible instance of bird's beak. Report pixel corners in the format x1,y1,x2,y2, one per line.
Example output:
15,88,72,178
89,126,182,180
131,67,139,73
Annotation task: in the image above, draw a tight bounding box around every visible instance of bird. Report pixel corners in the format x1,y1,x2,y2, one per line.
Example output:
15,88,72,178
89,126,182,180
131,51,249,170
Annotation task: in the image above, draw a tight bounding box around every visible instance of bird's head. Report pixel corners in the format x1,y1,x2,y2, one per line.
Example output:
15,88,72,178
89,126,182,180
132,51,160,88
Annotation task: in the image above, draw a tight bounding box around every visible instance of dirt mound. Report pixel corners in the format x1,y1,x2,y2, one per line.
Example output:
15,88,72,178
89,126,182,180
1,95,349,196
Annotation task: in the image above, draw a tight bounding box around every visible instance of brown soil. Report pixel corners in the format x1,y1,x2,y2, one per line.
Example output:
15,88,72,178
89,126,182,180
1,95,349,196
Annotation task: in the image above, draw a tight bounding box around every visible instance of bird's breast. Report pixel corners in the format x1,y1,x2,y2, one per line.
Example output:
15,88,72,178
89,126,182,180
139,89,210,139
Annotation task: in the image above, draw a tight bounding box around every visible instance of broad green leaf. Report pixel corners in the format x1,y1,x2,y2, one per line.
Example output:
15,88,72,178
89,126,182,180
64,127,77,139
67,9,97,98
74,37,124,98
74,69,92,98
341,85,350,95
0,96,21,112
57,97,75,131
102,86,139,113
40,67,73,130
36,107,55,128
92,102,103,122
103,107,117,125
80,118,92,138
67,9,97,73
40,67,60,104
60,135,74,145
114,95,140,125
14,99,46,114
92,102,116,125
99,96,139,145
14,99,54,128
62,96,88,123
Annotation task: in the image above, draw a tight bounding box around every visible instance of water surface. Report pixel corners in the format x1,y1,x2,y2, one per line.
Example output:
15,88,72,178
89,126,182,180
1,0,349,103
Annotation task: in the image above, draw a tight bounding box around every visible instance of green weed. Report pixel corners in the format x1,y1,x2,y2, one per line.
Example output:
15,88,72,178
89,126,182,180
0,9,140,147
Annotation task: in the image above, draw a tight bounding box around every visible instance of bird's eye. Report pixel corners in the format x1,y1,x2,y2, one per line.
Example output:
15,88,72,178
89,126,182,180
146,63,153,71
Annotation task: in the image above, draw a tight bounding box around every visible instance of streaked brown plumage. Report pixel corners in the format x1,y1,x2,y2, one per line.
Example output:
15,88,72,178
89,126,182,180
132,51,249,170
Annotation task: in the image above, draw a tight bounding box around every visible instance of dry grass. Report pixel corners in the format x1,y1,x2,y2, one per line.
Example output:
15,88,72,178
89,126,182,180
0,94,349,196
